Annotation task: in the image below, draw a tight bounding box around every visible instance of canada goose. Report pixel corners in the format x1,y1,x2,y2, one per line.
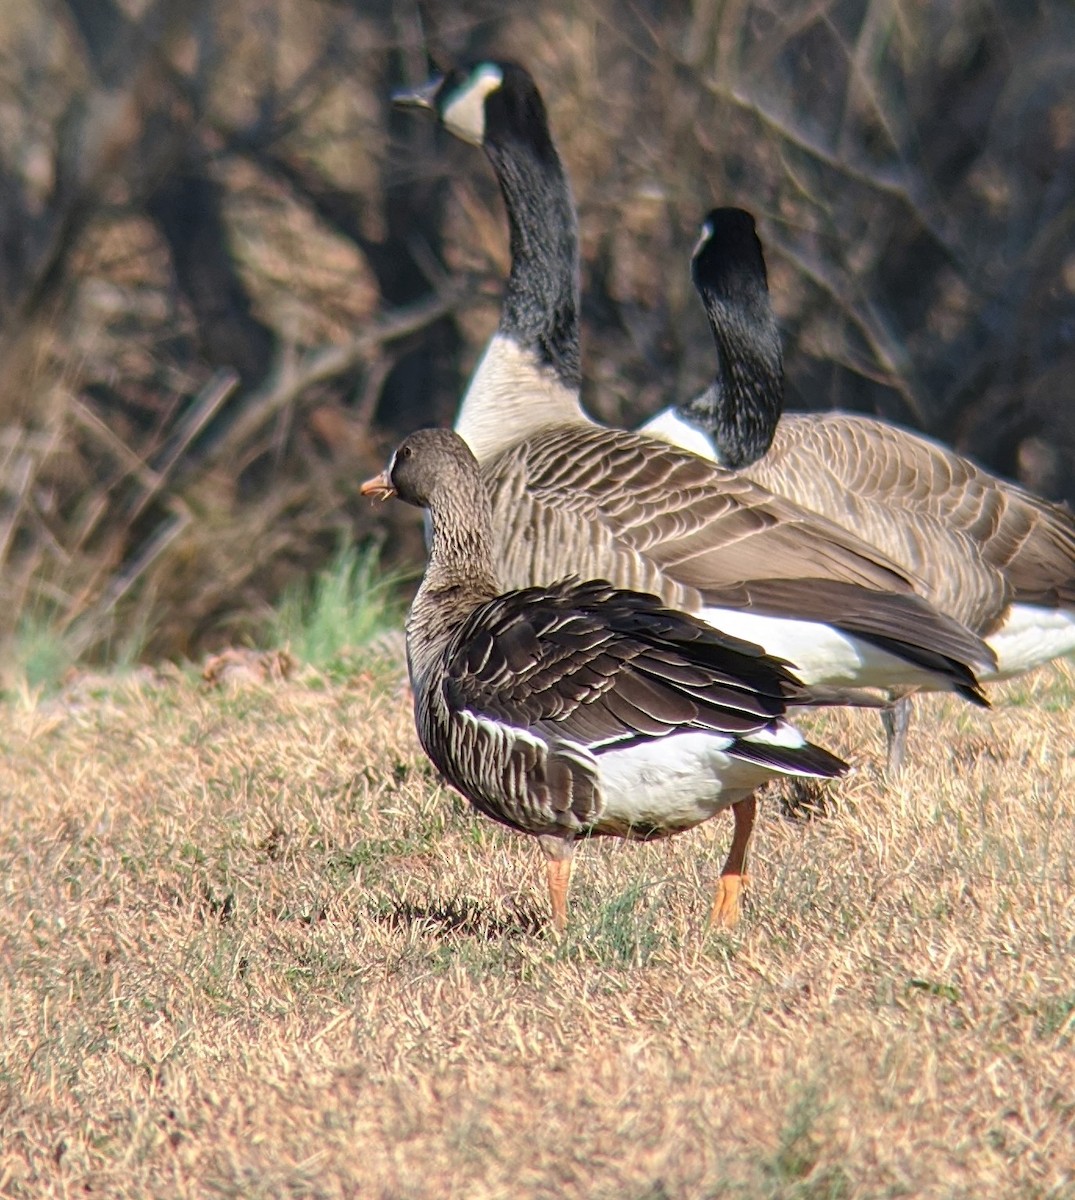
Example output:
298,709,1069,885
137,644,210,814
393,62,994,728
361,427,852,930
642,208,1075,769
394,61,581,464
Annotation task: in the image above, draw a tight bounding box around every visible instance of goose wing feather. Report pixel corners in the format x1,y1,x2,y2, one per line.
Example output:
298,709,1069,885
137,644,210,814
425,576,847,840
485,426,995,690
443,577,804,747
499,427,916,593
767,415,1075,614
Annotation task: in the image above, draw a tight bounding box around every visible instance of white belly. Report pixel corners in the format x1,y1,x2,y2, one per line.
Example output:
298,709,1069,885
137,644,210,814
984,604,1075,679
593,725,807,834
701,606,962,692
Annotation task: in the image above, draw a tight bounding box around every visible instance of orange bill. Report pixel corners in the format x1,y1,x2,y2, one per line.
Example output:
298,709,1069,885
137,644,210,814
359,469,395,501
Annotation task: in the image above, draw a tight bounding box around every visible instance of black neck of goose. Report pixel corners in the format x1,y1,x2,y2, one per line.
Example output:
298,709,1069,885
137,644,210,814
680,293,783,470
484,131,581,391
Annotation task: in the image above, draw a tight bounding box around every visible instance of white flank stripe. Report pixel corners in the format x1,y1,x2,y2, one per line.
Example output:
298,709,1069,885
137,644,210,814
743,722,806,749
699,605,958,691
984,604,1075,679
459,708,545,754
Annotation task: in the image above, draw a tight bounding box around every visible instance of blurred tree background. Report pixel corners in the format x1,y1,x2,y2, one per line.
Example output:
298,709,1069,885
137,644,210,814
1,0,1073,679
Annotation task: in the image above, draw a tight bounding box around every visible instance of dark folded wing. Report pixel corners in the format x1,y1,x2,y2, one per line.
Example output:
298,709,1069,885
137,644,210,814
494,425,920,593
442,578,805,751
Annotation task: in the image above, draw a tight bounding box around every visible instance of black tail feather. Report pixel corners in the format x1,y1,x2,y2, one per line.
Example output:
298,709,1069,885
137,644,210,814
731,737,848,779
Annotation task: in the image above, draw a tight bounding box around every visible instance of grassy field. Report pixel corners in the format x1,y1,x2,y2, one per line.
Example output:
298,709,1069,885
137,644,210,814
1,646,1073,1199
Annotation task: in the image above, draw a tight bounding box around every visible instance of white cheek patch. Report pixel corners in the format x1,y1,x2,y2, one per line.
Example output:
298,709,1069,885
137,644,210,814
691,219,715,260
441,64,504,146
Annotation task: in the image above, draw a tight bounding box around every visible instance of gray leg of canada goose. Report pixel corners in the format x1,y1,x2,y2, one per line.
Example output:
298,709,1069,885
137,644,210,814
881,694,914,776
538,836,575,933
707,794,756,930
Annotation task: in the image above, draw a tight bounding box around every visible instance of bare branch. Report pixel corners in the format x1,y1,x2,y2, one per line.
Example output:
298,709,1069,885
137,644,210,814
765,230,927,426
710,79,961,263
206,284,467,467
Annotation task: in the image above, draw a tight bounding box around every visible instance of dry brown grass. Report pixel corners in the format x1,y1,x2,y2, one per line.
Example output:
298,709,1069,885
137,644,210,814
1,652,1074,1199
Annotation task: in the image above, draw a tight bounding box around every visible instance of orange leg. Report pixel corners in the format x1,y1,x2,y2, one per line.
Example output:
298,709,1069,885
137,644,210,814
707,795,756,930
539,836,576,933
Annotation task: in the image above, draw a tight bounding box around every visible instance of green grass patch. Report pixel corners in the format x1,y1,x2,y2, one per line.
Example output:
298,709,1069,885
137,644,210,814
7,612,79,692
268,541,408,673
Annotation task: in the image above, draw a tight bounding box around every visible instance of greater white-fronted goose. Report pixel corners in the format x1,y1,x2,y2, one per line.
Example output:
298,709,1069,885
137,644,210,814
641,208,1075,769
361,427,853,931
393,62,994,729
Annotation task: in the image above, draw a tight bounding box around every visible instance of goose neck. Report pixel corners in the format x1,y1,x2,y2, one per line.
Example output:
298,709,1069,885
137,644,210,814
484,133,581,391
408,494,499,685
418,487,500,608
684,295,783,470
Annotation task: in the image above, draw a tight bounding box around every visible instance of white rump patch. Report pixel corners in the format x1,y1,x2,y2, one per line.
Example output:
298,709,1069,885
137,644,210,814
594,731,758,832
442,63,504,146
700,605,974,692
984,604,1075,680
